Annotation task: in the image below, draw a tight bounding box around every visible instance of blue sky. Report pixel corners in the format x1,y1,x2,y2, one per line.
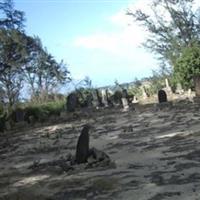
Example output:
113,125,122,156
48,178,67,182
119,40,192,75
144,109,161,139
15,0,158,88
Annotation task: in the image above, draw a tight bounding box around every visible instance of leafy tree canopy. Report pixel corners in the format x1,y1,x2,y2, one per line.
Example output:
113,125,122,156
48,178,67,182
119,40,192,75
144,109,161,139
127,0,200,66
174,42,200,89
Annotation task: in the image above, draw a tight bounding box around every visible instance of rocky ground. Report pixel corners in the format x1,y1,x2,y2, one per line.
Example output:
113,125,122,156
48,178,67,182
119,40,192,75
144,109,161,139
1,100,200,200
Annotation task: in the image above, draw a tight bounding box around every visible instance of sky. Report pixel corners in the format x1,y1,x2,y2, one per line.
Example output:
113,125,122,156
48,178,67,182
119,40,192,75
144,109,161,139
14,0,158,88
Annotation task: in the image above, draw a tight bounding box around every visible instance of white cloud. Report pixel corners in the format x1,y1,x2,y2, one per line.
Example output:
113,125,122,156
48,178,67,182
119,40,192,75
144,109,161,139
74,0,200,55
74,0,151,56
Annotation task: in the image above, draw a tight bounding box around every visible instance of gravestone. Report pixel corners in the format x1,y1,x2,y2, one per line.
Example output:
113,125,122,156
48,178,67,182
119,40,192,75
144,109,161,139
66,92,79,112
142,86,148,99
158,89,167,103
101,89,108,107
132,96,139,103
85,93,93,107
106,89,114,107
113,90,122,105
75,124,90,164
176,83,184,94
121,89,129,111
92,91,99,108
165,78,172,93
96,89,104,107
11,108,25,122
188,88,192,98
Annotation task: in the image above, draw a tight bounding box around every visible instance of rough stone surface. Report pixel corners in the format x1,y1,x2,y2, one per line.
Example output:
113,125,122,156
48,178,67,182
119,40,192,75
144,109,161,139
11,108,25,123
67,93,79,112
96,89,104,107
75,125,90,164
158,89,168,103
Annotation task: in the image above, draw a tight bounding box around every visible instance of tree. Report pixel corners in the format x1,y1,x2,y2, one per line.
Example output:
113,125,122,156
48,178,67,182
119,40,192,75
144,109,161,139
24,37,71,102
174,42,200,89
0,0,28,109
127,0,200,66
0,0,25,31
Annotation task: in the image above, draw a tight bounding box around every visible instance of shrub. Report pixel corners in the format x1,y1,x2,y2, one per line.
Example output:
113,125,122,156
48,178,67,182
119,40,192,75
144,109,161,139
24,100,65,123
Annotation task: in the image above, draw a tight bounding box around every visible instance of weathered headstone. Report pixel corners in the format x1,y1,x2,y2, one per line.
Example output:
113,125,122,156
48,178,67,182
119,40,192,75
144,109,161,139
11,108,25,122
75,124,90,164
176,83,184,94
121,98,129,111
163,78,172,95
101,89,108,107
158,89,167,103
132,96,139,103
188,88,192,98
66,92,79,112
121,89,129,111
85,93,93,107
113,90,122,105
142,86,148,99
106,89,114,107
96,89,104,107
92,91,99,108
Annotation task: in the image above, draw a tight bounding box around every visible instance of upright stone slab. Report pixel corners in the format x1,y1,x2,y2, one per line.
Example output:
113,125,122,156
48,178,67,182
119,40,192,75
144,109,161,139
106,89,113,107
142,86,148,99
85,93,93,107
11,108,25,122
165,78,172,94
96,89,104,107
101,89,108,107
75,125,90,164
92,91,99,108
176,83,184,94
121,89,129,111
158,89,167,103
66,92,78,112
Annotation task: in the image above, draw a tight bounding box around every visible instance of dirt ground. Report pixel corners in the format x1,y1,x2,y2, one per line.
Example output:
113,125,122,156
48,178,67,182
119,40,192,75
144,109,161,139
1,100,200,200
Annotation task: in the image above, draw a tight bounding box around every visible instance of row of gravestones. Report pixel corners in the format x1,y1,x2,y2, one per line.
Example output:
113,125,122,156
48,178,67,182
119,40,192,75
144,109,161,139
66,89,134,112
0,107,45,133
67,88,169,112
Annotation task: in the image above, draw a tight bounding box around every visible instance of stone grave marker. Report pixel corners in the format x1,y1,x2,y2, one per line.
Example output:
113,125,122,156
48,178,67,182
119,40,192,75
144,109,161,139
66,93,79,112
176,83,184,94
96,89,104,107
75,125,90,164
164,78,172,95
121,89,129,111
101,89,108,107
12,108,25,122
106,89,113,107
158,89,167,103
142,86,148,99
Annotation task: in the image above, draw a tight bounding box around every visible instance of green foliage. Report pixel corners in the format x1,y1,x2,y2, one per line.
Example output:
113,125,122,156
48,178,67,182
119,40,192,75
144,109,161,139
0,0,71,109
174,43,200,89
24,101,65,122
72,87,93,107
127,87,142,97
128,0,200,66
25,37,70,100
0,103,4,115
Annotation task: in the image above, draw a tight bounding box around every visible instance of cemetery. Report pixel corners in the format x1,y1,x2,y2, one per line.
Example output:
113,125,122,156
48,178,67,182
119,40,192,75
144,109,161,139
1,84,200,199
2,0,200,199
